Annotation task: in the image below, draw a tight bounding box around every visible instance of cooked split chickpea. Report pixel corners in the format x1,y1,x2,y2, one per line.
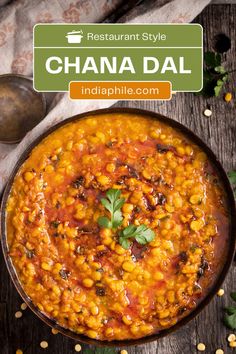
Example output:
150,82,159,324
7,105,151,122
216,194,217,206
90,306,99,316
122,261,135,272
86,330,97,339
24,171,34,182
45,165,54,173
106,163,116,173
130,191,143,204
66,197,75,206
154,271,164,281
142,170,151,180
97,175,110,186
190,195,201,205
122,315,132,325
82,278,94,288
91,271,102,281
173,195,183,208
190,219,205,231
115,244,126,255
158,309,170,319
100,228,112,238
105,327,114,337
176,146,185,156
167,290,175,303
41,262,52,271
122,203,134,214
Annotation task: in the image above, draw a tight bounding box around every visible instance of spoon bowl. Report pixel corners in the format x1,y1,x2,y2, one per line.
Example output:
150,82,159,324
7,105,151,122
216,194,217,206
0,74,46,144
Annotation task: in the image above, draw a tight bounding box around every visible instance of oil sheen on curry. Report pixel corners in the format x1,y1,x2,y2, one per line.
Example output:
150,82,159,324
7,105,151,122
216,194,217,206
7,114,229,341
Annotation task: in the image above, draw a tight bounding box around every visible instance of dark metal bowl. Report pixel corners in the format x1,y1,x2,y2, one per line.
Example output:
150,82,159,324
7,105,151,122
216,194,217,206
1,107,236,347
0,74,46,144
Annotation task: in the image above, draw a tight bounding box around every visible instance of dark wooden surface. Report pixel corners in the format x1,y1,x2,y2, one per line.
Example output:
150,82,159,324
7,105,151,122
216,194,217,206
1,4,236,354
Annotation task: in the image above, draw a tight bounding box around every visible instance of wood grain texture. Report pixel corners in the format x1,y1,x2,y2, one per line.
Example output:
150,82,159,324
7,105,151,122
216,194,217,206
0,4,235,354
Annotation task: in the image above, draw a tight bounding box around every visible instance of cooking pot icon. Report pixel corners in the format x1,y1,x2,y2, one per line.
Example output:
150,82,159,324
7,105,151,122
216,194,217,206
66,30,83,44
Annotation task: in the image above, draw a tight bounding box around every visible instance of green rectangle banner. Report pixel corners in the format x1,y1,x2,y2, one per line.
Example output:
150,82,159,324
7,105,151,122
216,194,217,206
33,24,203,93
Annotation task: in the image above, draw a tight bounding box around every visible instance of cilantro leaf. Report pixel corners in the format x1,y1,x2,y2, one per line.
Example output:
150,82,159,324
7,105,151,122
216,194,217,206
98,189,125,229
228,171,236,185
196,51,230,97
119,224,155,249
98,216,112,228
97,189,155,249
228,171,236,198
225,306,236,315
205,51,221,67
83,348,117,354
223,291,236,329
214,85,222,97
224,310,236,330
215,65,226,74
231,292,236,302
112,210,123,228
119,237,131,250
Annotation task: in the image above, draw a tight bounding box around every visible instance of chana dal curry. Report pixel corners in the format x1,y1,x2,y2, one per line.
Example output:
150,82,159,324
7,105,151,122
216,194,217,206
6,113,229,341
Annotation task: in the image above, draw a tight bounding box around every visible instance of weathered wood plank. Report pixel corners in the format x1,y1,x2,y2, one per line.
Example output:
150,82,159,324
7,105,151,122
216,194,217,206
0,4,235,354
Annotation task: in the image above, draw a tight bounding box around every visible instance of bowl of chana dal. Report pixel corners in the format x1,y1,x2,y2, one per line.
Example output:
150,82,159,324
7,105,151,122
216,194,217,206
1,108,235,346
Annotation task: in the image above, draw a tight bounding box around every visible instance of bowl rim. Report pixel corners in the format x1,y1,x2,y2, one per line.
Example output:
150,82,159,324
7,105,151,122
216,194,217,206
1,106,236,347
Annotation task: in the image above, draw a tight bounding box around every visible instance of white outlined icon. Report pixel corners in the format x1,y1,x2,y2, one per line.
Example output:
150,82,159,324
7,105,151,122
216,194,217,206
66,30,83,44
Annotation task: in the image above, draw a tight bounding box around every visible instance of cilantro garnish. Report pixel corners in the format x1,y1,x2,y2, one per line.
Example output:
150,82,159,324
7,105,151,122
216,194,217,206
119,224,155,250
224,292,236,329
98,189,125,229
98,189,155,249
228,170,236,198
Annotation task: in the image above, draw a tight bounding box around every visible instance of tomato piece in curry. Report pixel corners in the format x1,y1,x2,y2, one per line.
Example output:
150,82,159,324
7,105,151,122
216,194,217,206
6,114,229,341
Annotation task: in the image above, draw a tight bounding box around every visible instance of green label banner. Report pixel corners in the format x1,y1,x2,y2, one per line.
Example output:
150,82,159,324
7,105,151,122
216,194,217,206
33,24,203,92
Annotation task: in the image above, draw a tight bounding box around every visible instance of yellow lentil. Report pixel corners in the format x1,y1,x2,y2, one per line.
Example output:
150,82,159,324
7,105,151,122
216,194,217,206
82,278,94,288
224,92,232,102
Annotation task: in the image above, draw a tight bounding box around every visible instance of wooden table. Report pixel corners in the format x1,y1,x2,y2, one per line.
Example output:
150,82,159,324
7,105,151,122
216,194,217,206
1,3,236,354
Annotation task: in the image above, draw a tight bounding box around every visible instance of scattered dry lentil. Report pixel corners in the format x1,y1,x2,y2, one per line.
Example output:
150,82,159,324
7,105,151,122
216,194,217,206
74,344,82,352
20,303,27,310
203,109,212,117
229,341,236,348
217,289,224,296
15,311,22,319
51,328,59,335
197,343,206,351
120,350,128,354
227,333,236,342
40,341,48,349
224,92,232,102
16,350,23,354
215,349,224,354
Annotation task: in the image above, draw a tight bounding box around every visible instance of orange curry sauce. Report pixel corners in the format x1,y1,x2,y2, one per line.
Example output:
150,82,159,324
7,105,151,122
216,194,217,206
6,114,229,340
